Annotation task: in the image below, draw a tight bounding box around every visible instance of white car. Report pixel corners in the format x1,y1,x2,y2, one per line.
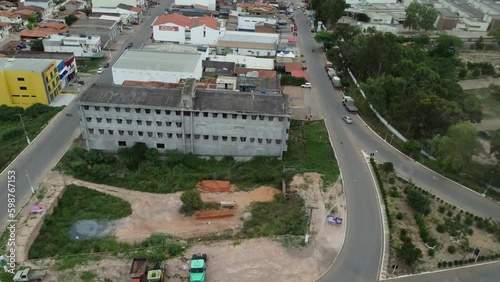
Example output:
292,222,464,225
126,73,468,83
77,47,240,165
342,116,353,124
301,83,312,88
97,68,104,74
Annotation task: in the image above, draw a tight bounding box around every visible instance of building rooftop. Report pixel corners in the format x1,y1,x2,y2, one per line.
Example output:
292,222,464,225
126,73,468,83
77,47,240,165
70,18,118,29
43,33,101,44
20,22,69,38
217,40,276,50
0,51,74,60
0,57,56,72
202,60,235,76
220,31,279,44
114,50,202,73
141,43,199,53
152,14,218,29
80,84,288,115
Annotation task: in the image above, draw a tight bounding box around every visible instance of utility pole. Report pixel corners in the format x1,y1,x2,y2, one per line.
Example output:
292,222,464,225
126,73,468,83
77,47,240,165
17,114,31,145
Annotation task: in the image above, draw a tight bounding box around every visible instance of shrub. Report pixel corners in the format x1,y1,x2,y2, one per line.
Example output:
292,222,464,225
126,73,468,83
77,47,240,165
180,190,203,213
464,216,473,226
166,242,183,257
280,75,307,86
448,245,456,254
406,187,431,215
447,210,453,217
389,186,400,198
438,206,446,213
468,258,475,263
467,228,474,235
381,162,395,173
448,261,453,267
388,177,396,184
436,224,446,233
428,249,435,257
396,212,404,220
453,260,458,266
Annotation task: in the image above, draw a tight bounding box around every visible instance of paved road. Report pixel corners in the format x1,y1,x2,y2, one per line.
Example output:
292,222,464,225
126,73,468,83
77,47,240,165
292,10,384,282
293,8,500,282
0,0,173,230
390,262,500,282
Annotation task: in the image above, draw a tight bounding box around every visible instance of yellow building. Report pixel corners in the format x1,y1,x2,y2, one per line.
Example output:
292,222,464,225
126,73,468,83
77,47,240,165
0,58,62,107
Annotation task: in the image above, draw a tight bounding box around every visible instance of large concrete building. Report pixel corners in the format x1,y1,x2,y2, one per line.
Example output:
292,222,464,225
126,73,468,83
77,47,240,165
112,49,203,85
78,79,290,157
0,57,62,107
151,14,222,45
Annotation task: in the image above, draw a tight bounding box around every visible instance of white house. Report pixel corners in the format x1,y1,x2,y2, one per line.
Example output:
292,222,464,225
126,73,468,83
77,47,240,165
92,4,143,24
237,15,276,31
112,50,203,84
43,33,102,57
152,14,221,45
174,0,216,11
207,54,274,70
21,0,54,10
215,31,278,57
92,0,146,9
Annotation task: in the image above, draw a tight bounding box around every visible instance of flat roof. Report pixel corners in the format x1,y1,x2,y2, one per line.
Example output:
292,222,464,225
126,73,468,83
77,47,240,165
114,50,201,73
220,31,278,44
216,41,276,50
0,51,73,60
0,58,56,72
80,84,288,115
71,18,117,29
43,33,101,44
141,43,199,53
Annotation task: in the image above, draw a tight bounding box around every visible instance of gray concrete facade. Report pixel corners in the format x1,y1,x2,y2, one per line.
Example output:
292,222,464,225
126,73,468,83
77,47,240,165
78,79,291,158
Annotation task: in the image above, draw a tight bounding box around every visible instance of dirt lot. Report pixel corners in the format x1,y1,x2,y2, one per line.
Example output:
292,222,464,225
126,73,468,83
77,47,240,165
13,173,346,282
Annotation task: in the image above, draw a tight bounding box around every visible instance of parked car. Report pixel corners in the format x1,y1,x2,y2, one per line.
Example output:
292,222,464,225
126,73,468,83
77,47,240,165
342,116,353,124
103,62,110,68
97,68,104,74
478,130,492,139
301,83,312,88
127,42,133,48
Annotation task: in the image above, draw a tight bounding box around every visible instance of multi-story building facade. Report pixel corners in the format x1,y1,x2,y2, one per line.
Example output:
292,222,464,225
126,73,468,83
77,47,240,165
151,14,222,45
0,58,62,107
174,0,216,11
92,0,147,9
78,79,290,158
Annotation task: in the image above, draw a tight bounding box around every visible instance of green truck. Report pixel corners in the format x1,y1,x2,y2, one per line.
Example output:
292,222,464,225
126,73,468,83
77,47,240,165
189,253,207,282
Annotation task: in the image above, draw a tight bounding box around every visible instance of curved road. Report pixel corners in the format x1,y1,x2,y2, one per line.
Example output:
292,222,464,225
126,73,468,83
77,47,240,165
292,8,500,282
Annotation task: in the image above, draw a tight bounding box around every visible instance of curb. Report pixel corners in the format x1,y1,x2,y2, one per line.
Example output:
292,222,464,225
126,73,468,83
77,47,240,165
313,119,348,282
361,151,390,281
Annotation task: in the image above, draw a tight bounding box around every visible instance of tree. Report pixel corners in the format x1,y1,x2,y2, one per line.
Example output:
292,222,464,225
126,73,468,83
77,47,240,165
118,142,149,170
403,140,421,157
332,23,361,44
433,35,463,57
404,3,438,31
397,240,422,266
488,28,500,45
356,13,370,23
28,13,38,24
314,30,334,44
406,188,431,215
59,5,66,12
31,40,44,51
491,130,500,164
64,15,78,26
319,0,348,27
180,190,203,211
431,122,480,173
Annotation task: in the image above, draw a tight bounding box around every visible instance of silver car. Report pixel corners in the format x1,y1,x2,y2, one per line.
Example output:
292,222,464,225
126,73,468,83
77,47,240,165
342,116,353,124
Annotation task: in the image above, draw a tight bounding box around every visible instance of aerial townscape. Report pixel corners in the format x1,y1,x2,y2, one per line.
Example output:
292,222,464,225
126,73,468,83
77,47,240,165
1,0,500,281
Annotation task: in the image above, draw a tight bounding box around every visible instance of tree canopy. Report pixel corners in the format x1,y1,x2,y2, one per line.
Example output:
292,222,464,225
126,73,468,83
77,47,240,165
64,15,78,26
310,0,348,27
404,2,438,31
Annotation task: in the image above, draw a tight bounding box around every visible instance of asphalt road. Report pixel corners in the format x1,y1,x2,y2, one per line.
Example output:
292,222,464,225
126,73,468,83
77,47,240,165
0,0,174,230
293,8,500,282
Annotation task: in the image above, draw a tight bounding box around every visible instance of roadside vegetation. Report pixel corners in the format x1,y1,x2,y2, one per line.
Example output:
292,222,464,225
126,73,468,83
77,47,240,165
312,9,500,200
58,120,339,193
371,161,500,274
76,58,106,74
0,104,64,171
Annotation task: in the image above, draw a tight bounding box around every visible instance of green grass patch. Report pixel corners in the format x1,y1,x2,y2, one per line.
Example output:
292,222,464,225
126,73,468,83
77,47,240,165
466,88,500,119
55,256,102,270
76,58,105,74
29,184,132,259
0,104,64,171
80,271,97,282
58,121,340,193
0,272,14,281
242,194,308,237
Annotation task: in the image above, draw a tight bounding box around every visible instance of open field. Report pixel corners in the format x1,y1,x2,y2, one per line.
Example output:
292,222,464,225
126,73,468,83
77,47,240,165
371,161,500,277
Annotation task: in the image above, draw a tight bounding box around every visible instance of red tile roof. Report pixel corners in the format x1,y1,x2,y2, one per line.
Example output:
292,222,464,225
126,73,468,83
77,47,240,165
20,22,69,38
153,14,217,30
0,22,11,27
285,62,302,72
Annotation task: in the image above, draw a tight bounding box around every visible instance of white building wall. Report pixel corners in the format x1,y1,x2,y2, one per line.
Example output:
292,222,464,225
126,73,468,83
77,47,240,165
217,47,276,57
190,25,220,45
92,0,145,8
152,23,186,43
237,16,276,31
174,0,216,11
112,60,203,84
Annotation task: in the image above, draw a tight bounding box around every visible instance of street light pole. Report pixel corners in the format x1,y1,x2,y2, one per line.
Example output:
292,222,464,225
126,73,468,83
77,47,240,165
26,170,34,193
17,114,31,145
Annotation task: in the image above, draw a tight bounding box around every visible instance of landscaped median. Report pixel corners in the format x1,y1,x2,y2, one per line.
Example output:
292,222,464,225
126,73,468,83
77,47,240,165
370,159,500,277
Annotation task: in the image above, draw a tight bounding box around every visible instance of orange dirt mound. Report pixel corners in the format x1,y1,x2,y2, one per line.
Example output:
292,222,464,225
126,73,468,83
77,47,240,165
195,210,235,220
197,180,230,193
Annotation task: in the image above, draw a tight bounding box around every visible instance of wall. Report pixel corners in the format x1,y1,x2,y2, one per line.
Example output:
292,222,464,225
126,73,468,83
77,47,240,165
69,26,118,47
190,25,220,45
79,104,290,157
216,46,276,57
44,38,102,57
112,61,203,84
152,24,186,43
237,16,277,31
174,0,216,11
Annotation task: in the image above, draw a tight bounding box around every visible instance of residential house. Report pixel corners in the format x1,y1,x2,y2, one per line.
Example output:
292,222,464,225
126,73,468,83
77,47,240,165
64,0,86,12
237,15,276,31
174,0,216,11
0,1,16,9
91,0,147,9
92,4,143,24
152,13,222,45
21,0,54,10
20,21,69,40
215,31,278,57
236,2,276,16
0,9,33,26
0,22,12,39
69,18,120,47
43,33,102,57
